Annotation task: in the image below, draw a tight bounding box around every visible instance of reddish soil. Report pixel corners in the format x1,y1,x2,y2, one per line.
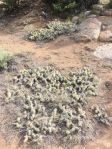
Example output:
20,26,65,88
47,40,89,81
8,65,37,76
0,15,112,149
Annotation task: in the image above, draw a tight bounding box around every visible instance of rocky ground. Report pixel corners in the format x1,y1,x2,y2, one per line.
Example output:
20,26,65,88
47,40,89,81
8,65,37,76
0,5,112,149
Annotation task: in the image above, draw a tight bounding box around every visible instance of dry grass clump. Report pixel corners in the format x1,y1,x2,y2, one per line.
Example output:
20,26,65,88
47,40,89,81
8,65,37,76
28,21,76,42
4,66,111,148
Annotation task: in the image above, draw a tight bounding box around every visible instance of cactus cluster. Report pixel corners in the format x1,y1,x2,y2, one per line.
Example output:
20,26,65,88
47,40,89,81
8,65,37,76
92,106,111,126
5,66,110,147
28,21,76,42
68,68,98,96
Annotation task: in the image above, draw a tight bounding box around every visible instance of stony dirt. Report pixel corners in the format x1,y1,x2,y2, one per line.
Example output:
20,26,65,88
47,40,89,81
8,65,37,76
0,15,112,149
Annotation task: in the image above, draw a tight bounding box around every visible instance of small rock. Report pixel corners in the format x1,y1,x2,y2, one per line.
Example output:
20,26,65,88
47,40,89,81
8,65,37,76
94,44,112,59
84,11,91,17
72,16,79,24
105,81,112,90
99,30,112,42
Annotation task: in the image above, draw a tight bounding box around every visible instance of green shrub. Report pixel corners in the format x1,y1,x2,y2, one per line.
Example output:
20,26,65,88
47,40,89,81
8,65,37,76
0,50,12,71
46,0,98,13
3,0,20,10
76,0,98,9
53,0,77,13
28,21,75,42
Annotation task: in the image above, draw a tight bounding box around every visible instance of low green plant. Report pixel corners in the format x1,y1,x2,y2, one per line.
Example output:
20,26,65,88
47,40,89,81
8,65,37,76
0,50,12,71
28,21,75,42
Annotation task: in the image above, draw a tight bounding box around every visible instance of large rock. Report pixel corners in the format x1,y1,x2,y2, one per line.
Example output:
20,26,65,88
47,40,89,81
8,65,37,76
94,44,112,59
99,30,112,42
73,18,102,42
78,18,102,39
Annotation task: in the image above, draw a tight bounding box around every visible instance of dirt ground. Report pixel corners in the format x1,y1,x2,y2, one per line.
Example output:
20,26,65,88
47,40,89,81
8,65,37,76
0,15,112,149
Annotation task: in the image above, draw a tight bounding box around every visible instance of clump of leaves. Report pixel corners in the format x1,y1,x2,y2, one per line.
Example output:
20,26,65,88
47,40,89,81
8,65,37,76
92,106,111,126
28,21,76,42
0,50,12,71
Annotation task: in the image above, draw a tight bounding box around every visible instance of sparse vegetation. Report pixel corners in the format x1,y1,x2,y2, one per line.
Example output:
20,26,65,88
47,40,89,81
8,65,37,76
0,50,12,71
92,106,111,126
28,21,76,42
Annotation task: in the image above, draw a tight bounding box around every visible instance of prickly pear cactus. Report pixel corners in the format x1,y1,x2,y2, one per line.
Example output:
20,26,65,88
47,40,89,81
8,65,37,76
4,66,111,148
92,106,111,126
28,21,75,42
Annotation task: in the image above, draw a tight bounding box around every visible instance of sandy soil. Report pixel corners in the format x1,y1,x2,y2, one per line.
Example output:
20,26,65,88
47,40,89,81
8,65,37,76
0,17,112,149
